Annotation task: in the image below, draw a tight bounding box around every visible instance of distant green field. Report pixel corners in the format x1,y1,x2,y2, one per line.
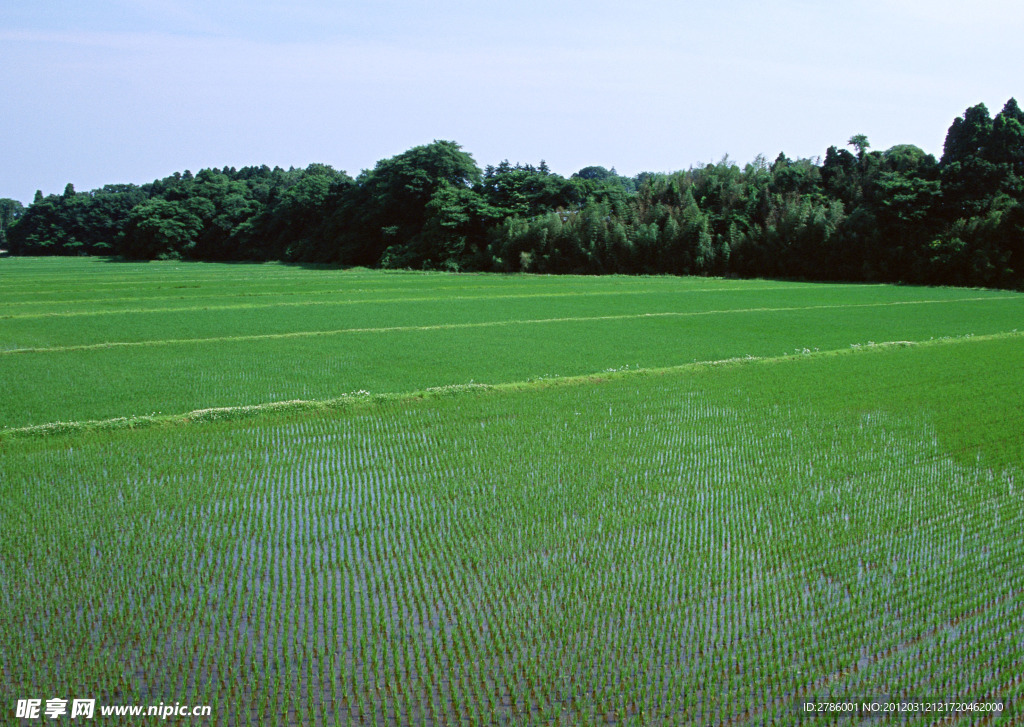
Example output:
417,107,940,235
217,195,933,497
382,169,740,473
2,257,1022,725
2,257,1022,429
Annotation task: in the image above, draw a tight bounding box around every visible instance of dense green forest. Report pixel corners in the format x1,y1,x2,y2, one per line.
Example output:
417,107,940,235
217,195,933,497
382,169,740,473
5,100,1024,287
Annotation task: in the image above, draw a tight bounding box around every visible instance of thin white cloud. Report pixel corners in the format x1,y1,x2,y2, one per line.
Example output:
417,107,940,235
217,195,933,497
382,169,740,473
882,0,1024,28
109,0,221,34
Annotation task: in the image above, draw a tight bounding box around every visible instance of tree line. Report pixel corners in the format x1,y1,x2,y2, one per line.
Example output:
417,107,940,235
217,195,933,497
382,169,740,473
4,99,1024,288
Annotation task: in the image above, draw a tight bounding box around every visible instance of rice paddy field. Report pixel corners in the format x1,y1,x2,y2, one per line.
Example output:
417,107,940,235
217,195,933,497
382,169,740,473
2,257,1023,725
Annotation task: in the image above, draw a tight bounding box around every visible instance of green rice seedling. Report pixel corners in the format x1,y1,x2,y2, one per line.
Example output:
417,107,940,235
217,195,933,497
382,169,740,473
2,262,1022,725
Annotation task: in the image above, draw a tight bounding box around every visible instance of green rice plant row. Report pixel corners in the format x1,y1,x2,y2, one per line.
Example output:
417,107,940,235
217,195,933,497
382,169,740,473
2,339,1021,726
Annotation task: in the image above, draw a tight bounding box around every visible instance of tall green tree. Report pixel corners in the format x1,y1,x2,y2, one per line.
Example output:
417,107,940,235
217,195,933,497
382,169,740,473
120,198,204,259
941,103,999,216
989,98,1024,198
0,199,24,250
847,134,870,160
355,140,483,266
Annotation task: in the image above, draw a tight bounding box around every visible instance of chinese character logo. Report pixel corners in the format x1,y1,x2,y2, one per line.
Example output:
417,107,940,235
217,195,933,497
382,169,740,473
16,699,42,719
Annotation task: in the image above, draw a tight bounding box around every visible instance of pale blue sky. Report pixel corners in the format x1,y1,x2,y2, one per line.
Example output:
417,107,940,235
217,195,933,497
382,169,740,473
3,1,1023,203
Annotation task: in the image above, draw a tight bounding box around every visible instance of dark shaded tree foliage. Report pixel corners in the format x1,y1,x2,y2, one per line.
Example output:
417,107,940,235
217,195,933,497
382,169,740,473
0,198,25,250
8,107,1024,288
